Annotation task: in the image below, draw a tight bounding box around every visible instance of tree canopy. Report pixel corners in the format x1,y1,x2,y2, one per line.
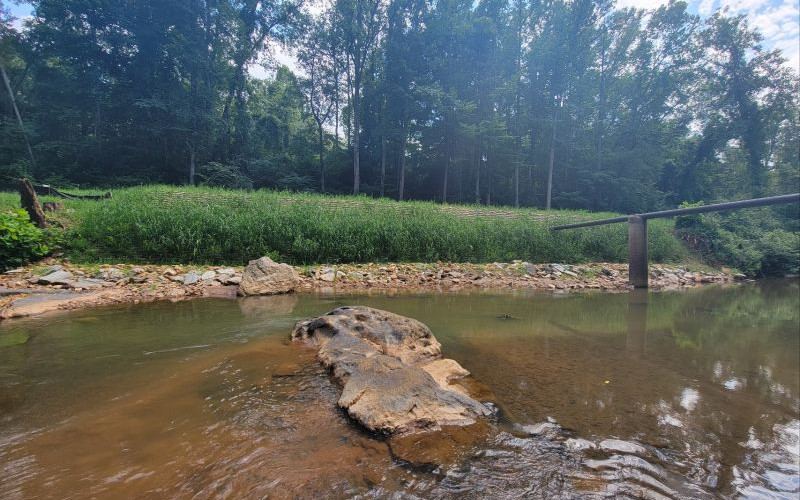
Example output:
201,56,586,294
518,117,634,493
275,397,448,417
1,0,798,213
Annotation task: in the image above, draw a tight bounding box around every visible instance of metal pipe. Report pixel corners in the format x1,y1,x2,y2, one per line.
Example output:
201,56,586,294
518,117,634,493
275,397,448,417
549,193,799,289
550,215,629,231
551,193,799,231
638,193,800,220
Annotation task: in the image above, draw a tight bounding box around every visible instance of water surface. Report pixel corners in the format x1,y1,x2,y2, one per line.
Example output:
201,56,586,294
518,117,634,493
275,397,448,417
0,282,798,499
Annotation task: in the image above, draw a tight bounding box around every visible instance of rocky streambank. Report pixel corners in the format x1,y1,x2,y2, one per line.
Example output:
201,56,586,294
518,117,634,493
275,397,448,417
302,261,740,292
0,258,741,319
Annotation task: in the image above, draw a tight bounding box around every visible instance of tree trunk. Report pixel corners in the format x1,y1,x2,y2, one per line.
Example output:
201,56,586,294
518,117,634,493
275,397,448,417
1,64,36,169
486,155,492,206
442,154,450,203
380,134,386,197
318,123,326,192
333,49,342,146
398,135,406,201
528,127,535,182
475,145,481,205
596,27,606,172
19,178,47,228
189,145,196,186
513,6,523,208
352,83,360,194
546,107,557,211
443,113,454,203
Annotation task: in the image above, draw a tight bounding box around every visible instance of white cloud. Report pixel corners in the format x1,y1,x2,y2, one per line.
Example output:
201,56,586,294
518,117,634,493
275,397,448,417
249,43,302,80
716,0,800,71
614,0,670,9
698,0,717,16
10,15,31,31
612,0,799,72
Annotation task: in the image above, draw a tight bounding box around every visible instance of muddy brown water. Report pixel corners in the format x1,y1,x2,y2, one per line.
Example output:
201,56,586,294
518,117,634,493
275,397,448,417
0,282,797,499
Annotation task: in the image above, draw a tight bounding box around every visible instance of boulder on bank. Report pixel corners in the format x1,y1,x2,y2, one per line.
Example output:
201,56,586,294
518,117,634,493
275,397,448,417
238,256,299,296
292,306,491,435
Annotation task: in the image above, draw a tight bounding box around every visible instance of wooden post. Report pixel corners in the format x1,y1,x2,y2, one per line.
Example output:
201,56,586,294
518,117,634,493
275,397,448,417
628,215,647,288
19,178,47,228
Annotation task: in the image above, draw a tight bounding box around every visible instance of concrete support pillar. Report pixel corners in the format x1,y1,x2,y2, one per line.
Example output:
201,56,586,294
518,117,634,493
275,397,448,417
626,288,649,356
628,215,648,288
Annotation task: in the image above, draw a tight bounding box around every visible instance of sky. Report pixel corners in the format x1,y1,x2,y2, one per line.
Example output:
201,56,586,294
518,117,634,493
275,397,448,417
4,0,799,74
617,0,800,71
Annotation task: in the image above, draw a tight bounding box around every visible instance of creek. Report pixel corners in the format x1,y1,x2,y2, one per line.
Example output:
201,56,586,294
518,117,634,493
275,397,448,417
0,282,798,499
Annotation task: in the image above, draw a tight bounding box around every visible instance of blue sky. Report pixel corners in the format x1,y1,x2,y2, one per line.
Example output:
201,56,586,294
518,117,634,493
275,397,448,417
620,0,799,71
5,0,799,72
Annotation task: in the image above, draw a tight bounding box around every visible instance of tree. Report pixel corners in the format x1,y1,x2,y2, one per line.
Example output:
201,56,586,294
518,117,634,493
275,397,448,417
299,18,337,192
334,0,386,194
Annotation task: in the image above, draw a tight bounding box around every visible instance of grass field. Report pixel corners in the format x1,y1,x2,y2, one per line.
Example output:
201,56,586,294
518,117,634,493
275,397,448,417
0,186,688,265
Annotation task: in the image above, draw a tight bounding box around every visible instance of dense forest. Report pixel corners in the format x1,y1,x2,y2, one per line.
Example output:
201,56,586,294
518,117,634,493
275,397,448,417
0,0,798,213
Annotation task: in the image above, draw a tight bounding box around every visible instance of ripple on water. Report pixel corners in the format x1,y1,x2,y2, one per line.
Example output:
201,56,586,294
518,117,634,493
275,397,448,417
0,286,798,499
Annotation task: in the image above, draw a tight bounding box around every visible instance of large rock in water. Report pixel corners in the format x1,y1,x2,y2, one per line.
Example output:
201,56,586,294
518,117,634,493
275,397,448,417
238,256,299,296
292,306,491,435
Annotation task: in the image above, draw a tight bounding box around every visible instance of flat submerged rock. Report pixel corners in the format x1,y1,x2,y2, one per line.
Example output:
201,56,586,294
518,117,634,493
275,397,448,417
292,306,493,437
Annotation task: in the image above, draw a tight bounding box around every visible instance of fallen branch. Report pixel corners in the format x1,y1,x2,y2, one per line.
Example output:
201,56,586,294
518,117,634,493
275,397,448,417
32,184,112,200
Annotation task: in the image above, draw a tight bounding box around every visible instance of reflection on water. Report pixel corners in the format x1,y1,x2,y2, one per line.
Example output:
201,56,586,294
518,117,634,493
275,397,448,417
0,281,797,499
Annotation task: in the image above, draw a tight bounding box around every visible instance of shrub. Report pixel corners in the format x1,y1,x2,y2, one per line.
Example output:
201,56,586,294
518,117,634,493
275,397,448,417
196,162,253,190
759,230,800,277
677,207,800,277
0,209,49,271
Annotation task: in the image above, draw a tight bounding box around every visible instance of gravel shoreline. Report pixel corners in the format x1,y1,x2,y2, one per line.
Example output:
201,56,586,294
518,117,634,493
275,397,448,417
0,259,741,320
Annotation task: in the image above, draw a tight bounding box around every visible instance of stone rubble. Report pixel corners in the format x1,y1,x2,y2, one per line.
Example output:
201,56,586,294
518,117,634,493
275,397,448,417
0,257,742,319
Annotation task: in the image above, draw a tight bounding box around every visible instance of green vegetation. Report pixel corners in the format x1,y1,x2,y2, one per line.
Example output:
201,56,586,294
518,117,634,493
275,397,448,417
1,186,687,266
0,208,48,271
4,186,796,277
677,208,800,277
2,1,797,215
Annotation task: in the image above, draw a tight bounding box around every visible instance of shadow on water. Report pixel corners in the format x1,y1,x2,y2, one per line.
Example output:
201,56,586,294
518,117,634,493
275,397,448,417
0,281,797,499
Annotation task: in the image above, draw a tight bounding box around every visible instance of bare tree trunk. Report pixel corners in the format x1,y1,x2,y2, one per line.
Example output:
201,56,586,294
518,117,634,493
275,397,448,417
475,145,481,205
19,178,47,228
443,114,453,203
334,95,340,145
380,134,386,197
513,4,523,208
487,154,492,206
1,64,36,169
528,127,535,182
188,145,196,186
546,107,557,211
398,134,406,201
596,27,606,172
318,123,326,192
352,83,360,194
442,154,450,203
333,50,341,146
457,134,463,203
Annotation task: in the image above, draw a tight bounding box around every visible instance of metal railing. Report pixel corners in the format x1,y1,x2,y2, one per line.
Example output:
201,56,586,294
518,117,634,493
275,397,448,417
552,193,800,287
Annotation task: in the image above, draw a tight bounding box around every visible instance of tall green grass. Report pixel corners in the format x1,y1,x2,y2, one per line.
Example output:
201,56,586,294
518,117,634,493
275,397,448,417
46,185,685,265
